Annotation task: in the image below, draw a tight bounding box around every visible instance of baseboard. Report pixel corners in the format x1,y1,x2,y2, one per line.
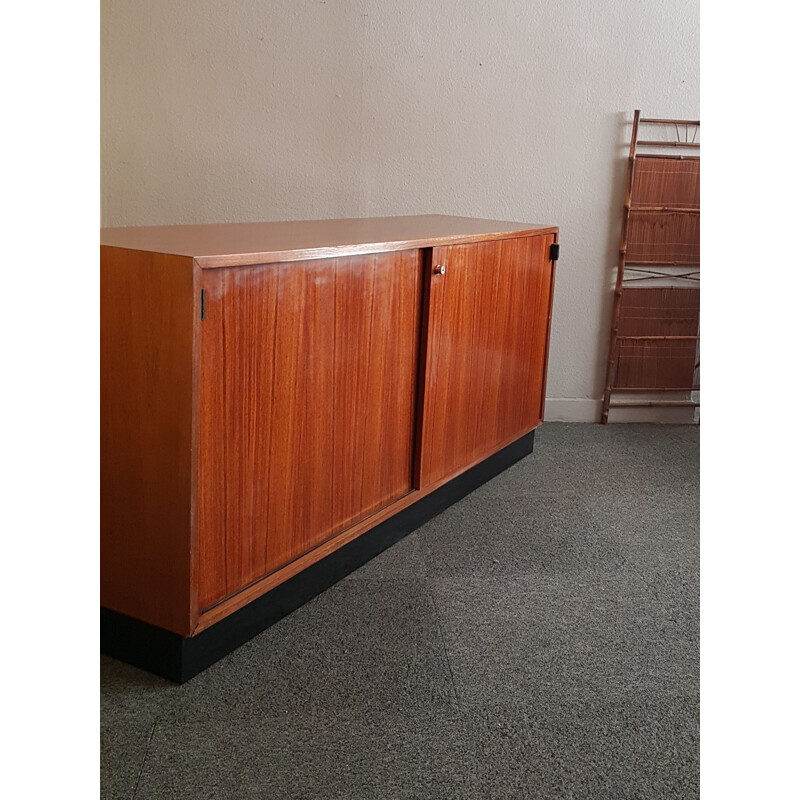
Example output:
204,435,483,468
101,430,536,683
544,398,602,422
606,405,698,423
545,397,698,424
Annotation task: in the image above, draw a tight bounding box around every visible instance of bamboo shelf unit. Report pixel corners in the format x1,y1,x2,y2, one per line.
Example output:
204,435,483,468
601,110,700,424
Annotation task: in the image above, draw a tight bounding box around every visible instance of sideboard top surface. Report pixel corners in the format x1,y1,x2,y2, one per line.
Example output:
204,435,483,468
100,214,558,268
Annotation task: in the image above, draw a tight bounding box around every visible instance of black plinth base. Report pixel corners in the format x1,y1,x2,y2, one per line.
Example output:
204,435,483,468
101,430,535,683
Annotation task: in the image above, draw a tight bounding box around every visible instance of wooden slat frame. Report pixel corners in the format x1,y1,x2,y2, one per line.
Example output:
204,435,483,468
601,111,700,422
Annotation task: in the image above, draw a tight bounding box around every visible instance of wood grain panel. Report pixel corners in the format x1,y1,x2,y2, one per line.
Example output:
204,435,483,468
197,251,421,610
100,246,196,635
417,235,555,488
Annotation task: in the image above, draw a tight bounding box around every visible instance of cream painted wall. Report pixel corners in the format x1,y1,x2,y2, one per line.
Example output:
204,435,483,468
101,0,700,422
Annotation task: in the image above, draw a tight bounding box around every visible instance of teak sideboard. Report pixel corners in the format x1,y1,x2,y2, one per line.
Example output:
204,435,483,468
101,215,559,681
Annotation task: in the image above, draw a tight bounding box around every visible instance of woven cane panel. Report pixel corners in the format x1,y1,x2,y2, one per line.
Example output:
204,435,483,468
614,287,699,389
614,339,698,390
626,211,699,265
617,288,700,337
631,156,700,209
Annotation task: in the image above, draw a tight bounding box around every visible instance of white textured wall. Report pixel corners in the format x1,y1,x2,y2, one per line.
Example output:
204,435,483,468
101,0,700,421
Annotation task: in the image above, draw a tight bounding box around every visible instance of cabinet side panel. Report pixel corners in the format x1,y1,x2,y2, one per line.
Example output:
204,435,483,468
419,235,554,487
101,246,195,635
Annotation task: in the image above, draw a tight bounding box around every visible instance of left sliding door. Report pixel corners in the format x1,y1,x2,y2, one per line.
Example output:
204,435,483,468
197,251,421,610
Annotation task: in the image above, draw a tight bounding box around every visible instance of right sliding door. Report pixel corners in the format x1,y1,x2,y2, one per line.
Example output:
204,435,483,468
417,234,556,487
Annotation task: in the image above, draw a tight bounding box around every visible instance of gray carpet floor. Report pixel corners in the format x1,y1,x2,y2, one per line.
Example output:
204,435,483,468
101,422,700,799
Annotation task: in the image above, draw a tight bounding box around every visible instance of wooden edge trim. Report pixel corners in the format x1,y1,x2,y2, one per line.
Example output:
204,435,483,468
189,258,202,630
192,228,561,269
634,154,700,162
636,141,700,148
538,232,559,421
639,118,700,126
412,248,434,489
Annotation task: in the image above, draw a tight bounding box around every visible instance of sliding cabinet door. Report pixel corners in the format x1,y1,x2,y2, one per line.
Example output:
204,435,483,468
417,235,555,487
198,251,421,610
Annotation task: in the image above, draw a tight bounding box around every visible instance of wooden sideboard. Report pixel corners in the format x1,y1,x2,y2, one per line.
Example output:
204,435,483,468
101,215,559,681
